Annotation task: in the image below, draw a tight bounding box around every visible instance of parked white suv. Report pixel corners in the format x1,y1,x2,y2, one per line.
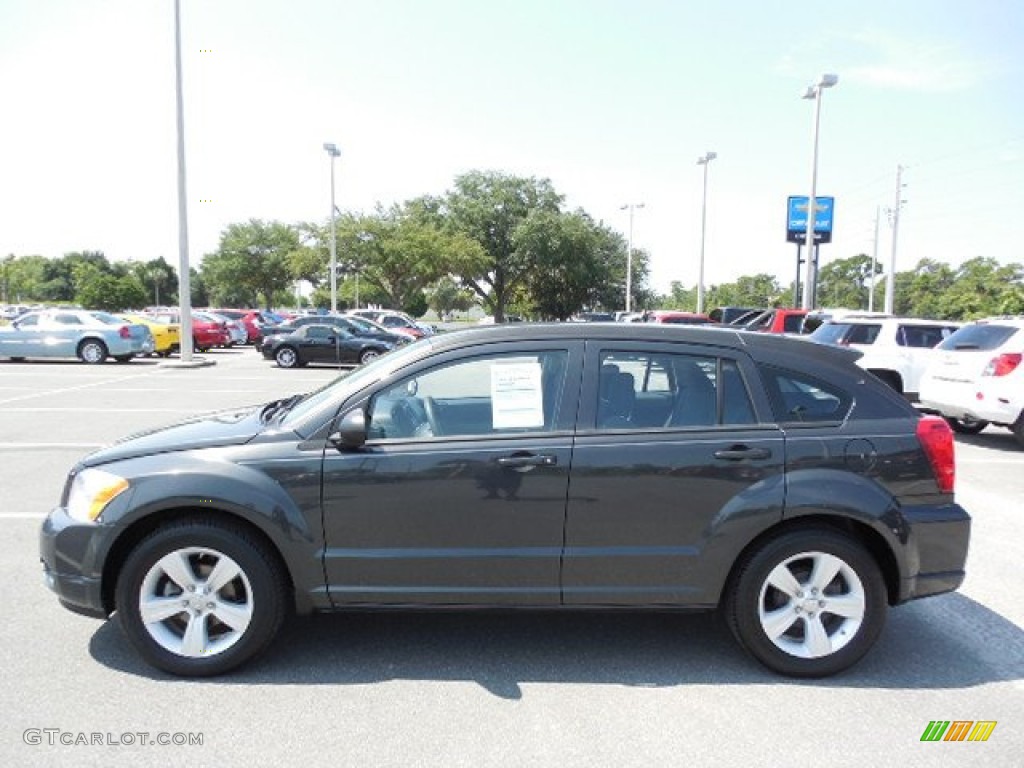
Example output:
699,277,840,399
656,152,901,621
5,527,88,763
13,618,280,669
808,315,961,401
918,317,1024,446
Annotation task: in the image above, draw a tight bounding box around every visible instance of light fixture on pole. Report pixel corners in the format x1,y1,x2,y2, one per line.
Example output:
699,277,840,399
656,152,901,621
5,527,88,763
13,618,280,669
620,203,645,313
800,73,838,310
696,152,716,314
323,142,341,313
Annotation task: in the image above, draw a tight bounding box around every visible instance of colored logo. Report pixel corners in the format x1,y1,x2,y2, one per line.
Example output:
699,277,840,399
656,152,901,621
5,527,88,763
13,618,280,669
920,721,997,742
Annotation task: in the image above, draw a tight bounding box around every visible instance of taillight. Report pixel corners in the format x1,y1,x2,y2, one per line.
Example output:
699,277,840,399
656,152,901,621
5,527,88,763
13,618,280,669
982,352,1022,377
917,415,955,494
119,326,132,339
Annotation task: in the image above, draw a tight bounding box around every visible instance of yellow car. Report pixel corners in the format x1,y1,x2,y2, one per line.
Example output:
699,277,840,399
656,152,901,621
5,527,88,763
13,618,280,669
119,313,180,357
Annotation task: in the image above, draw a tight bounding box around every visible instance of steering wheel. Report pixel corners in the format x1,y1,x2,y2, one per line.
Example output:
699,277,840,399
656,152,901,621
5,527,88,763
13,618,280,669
422,396,442,437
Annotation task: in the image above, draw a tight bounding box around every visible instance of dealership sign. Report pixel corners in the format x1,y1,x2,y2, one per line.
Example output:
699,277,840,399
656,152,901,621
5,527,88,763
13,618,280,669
787,196,834,244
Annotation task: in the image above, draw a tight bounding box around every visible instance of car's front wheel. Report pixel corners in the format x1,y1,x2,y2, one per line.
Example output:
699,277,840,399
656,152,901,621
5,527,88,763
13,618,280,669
945,416,989,435
115,518,288,677
726,528,887,677
359,348,383,365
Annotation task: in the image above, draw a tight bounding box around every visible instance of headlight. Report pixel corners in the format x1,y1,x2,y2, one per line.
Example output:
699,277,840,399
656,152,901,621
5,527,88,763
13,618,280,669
67,469,130,523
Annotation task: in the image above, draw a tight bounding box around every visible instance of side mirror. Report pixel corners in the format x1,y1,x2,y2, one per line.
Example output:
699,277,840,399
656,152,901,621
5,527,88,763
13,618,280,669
329,408,367,450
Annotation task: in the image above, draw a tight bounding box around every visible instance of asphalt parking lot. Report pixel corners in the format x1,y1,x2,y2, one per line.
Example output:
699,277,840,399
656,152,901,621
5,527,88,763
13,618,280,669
1,348,1021,767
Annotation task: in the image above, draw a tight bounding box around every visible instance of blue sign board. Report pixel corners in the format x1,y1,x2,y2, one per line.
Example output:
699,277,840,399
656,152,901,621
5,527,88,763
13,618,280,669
787,195,834,243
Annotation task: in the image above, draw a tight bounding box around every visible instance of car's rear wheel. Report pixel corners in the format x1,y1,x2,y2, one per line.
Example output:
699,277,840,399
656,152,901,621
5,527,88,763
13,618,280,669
114,354,134,363
1011,415,1024,448
77,339,108,364
359,348,383,365
275,346,299,368
115,518,288,677
945,416,988,435
726,528,887,677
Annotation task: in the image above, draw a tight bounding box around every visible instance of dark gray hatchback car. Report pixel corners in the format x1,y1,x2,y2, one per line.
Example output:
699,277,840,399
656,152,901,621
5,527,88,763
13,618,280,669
40,324,970,677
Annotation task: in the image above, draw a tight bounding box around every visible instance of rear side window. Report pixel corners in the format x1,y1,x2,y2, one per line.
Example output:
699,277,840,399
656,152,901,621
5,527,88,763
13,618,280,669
760,366,851,423
897,325,956,348
596,351,756,429
782,314,805,333
938,324,1020,352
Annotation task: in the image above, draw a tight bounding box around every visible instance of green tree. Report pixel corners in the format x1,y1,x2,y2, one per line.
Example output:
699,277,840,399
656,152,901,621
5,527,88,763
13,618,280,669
72,262,147,310
131,257,178,307
426,276,475,319
816,254,878,309
202,220,300,308
335,204,486,314
437,170,563,321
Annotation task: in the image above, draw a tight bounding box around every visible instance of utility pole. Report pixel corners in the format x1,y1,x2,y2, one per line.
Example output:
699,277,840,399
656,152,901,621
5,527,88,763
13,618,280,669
885,165,904,315
869,206,880,312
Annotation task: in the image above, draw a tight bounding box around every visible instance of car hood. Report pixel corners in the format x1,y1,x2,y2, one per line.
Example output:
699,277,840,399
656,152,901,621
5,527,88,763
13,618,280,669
82,405,267,467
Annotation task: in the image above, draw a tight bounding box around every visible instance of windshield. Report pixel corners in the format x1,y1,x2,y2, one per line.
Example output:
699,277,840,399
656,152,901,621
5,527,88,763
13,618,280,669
279,338,431,431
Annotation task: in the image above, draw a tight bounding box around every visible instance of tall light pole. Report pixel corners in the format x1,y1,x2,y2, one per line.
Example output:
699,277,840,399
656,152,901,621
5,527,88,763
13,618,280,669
885,164,905,315
696,152,716,314
323,142,340,313
173,0,193,361
620,203,644,313
801,73,838,310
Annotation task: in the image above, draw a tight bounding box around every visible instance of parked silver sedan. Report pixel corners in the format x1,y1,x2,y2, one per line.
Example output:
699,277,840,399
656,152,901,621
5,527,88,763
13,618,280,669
0,309,154,363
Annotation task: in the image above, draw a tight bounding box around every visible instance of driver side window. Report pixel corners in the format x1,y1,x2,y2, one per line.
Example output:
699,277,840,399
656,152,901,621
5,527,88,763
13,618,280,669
367,350,568,440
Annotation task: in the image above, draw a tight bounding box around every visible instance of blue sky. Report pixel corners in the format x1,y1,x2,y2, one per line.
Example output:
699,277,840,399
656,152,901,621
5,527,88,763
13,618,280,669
2,0,1022,295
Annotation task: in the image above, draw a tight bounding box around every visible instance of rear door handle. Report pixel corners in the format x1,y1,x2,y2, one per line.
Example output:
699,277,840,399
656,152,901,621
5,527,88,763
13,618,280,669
496,454,558,468
713,446,772,461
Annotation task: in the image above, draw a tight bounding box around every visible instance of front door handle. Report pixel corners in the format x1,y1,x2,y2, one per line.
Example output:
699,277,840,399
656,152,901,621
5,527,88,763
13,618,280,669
713,446,772,461
496,454,558,468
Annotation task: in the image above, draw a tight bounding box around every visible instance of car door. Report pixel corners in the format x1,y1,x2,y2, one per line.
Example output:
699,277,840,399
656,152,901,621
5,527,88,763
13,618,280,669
300,326,340,364
1,312,47,356
564,341,786,606
320,340,583,605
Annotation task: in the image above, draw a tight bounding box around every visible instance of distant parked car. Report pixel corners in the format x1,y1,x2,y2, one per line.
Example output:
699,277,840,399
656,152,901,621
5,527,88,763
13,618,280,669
741,308,808,334
260,324,396,368
118,313,180,357
208,309,276,345
259,314,410,349
919,317,1024,445
149,310,230,352
809,315,960,400
0,309,153,363
351,309,434,337
644,310,714,325
708,306,761,324
200,312,246,347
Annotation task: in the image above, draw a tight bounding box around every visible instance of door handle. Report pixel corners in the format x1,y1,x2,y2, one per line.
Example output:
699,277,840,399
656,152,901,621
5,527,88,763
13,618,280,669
496,454,558,468
713,446,772,461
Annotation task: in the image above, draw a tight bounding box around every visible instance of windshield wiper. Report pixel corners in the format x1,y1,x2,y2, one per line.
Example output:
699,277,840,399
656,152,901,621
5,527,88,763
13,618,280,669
260,394,304,423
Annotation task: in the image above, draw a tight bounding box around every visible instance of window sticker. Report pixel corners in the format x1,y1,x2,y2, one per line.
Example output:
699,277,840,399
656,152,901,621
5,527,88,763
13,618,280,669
491,361,544,429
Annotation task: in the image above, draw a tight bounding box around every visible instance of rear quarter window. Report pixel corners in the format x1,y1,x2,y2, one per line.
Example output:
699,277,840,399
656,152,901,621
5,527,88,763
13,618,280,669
759,366,851,424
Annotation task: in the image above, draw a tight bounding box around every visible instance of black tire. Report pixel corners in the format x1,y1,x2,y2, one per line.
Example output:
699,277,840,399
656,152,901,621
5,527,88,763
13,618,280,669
115,518,288,677
274,346,300,369
945,416,989,435
359,347,384,365
1012,415,1024,449
114,355,134,363
725,527,887,678
77,339,108,364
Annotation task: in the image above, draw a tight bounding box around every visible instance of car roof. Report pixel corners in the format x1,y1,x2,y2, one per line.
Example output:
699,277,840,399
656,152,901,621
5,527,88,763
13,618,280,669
416,322,861,367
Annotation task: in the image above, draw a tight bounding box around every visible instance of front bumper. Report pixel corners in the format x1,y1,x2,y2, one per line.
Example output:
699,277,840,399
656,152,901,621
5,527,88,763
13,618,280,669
39,506,113,620
898,502,971,603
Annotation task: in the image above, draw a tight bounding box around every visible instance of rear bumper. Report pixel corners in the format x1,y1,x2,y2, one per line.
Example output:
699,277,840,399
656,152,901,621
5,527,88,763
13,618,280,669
897,502,971,603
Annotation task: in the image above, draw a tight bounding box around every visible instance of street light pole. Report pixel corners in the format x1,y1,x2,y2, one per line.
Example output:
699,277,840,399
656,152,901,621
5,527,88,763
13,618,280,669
801,73,838,310
323,142,341,313
696,152,716,314
620,203,644,313
173,0,193,360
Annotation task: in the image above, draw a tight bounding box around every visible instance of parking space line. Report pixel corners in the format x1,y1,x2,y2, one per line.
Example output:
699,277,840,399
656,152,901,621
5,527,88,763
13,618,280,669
0,370,161,406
